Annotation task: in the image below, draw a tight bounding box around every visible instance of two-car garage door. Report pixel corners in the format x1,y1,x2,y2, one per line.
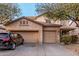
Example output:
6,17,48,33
13,31,39,43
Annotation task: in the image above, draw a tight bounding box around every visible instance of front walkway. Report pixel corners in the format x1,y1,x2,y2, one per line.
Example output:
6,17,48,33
0,44,76,56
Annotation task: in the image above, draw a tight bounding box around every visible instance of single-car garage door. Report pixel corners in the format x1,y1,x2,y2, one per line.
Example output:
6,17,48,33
13,31,39,43
44,31,57,43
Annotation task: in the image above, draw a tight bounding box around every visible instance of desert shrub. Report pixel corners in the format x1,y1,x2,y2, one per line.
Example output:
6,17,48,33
61,35,72,45
61,35,78,45
71,35,78,43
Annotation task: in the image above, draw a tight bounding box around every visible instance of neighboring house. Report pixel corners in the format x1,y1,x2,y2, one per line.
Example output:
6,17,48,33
4,17,61,44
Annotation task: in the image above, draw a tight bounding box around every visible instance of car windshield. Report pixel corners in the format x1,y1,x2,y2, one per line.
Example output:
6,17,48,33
0,33,9,38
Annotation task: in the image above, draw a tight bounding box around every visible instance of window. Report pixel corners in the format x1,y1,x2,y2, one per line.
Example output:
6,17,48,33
20,20,28,26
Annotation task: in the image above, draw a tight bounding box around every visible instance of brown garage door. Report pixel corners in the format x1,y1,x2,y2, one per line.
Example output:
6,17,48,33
44,31,56,43
13,31,39,43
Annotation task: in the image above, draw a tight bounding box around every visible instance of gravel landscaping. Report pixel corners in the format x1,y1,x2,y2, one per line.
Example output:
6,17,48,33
65,44,79,55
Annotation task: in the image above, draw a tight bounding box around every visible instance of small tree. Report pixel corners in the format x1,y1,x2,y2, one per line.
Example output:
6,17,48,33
36,3,79,26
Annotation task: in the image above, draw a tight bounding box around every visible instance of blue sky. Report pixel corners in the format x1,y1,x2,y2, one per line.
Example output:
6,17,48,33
18,3,37,16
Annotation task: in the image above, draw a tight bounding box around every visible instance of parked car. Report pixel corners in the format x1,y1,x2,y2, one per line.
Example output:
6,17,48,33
0,32,24,50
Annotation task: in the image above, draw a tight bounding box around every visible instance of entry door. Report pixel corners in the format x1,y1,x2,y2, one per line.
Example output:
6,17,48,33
44,31,56,43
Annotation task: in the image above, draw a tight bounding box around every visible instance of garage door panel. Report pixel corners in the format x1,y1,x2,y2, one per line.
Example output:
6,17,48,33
44,31,56,43
13,31,39,43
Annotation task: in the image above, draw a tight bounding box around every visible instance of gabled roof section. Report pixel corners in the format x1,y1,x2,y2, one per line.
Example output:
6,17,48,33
4,16,62,27
4,16,43,26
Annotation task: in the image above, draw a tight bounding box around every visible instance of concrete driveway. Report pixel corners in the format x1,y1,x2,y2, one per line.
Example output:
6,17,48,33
0,44,77,56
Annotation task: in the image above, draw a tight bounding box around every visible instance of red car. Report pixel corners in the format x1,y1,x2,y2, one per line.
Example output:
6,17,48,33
0,32,24,50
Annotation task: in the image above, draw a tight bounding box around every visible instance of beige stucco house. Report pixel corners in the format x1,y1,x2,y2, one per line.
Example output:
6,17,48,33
3,15,79,44
4,16,61,44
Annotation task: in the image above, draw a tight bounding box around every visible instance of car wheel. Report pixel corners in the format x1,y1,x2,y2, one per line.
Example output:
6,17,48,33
11,43,16,50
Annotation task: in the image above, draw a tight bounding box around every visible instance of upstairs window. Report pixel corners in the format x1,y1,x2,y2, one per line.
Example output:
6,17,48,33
20,20,28,26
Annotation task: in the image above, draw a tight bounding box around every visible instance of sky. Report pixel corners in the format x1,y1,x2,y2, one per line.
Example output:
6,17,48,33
18,3,37,16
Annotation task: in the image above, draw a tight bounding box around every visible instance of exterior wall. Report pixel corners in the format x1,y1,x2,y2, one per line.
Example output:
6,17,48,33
36,16,46,22
5,19,43,44
6,19,42,30
44,27,60,31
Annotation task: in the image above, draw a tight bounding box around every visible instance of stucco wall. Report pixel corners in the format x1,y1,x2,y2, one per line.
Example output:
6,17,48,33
6,19,42,30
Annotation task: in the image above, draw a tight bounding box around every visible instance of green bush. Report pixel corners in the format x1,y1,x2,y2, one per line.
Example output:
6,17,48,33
62,35,72,45
71,35,78,43
61,35,78,45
